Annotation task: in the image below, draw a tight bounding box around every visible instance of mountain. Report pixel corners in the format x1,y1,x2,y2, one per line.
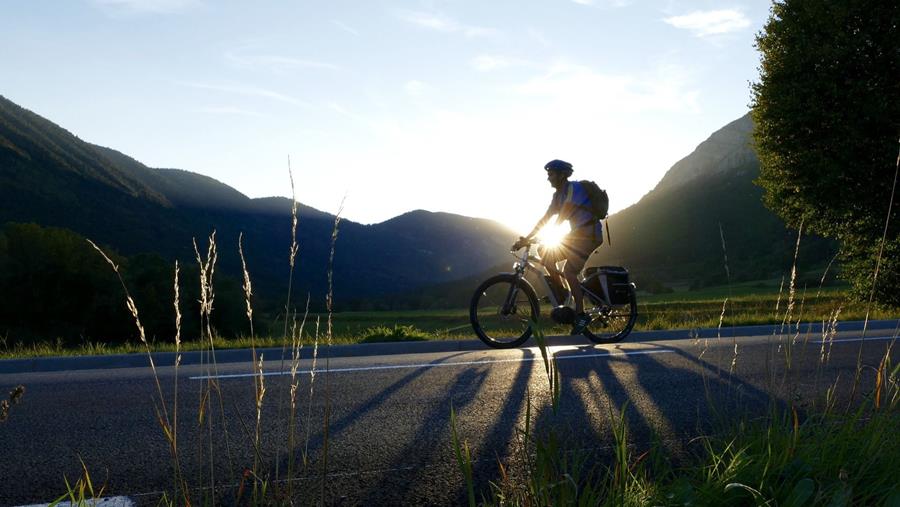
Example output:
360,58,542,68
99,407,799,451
591,113,836,289
651,115,757,194
389,113,838,309
0,95,517,311
0,93,836,319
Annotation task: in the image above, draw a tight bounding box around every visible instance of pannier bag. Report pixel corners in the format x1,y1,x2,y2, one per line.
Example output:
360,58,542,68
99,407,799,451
582,266,631,305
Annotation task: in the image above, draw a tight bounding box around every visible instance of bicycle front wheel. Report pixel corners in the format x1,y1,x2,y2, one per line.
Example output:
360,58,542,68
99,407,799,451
469,274,540,349
583,285,637,344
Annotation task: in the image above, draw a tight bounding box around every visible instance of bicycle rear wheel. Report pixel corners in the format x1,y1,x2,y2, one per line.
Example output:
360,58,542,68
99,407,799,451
583,285,637,344
470,274,540,348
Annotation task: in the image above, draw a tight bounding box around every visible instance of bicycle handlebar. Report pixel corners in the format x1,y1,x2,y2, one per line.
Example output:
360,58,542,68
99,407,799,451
511,236,539,252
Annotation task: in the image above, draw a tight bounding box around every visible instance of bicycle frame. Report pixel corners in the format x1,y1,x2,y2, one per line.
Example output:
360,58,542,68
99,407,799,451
508,243,611,317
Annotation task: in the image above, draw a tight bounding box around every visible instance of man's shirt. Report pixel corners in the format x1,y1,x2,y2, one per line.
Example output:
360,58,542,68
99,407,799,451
549,181,595,230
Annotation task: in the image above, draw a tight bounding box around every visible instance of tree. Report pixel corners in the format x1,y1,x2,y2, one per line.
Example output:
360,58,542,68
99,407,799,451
751,0,900,306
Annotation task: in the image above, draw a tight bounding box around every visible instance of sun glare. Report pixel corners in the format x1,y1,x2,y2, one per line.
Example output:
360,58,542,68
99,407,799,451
537,221,570,247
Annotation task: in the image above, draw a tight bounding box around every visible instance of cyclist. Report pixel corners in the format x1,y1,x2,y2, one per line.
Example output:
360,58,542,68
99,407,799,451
512,159,604,334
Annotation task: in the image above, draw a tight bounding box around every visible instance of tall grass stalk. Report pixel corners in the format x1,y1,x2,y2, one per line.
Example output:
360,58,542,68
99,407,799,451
274,159,300,486
303,316,321,470
192,231,236,500
252,353,266,504
170,261,189,503
530,318,560,411
321,200,343,505
780,222,803,372
850,140,900,407
287,297,310,498
238,232,266,501
450,404,476,507
718,222,738,375
87,240,190,502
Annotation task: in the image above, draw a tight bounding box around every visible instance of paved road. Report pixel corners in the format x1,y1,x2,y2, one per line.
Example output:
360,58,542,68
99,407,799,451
0,324,896,505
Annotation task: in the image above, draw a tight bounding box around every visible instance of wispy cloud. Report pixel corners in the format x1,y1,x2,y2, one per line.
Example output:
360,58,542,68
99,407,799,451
663,9,751,37
470,55,533,72
404,80,430,97
397,10,497,37
90,0,200,14
193,106,267,118
515,62,699,114
224,51,341,73
332,19,360,36
527,28,552,48
572,0,632,6
177,81,312,107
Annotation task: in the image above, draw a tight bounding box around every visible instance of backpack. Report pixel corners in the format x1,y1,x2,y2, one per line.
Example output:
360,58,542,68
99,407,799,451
579,180,609,220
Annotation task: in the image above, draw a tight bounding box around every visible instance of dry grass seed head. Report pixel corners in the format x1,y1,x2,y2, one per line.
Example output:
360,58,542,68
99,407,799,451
87,240,147,345
173,261,182,365
10,385,25,404
238,232,254,328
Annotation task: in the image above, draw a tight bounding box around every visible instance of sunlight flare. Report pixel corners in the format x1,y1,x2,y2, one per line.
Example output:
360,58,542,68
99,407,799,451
537,221,570,247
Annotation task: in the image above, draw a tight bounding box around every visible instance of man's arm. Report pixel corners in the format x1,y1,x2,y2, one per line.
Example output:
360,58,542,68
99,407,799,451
513,204,557,249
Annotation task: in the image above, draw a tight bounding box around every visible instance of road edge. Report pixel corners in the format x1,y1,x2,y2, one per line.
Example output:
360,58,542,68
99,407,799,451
2,319,898,374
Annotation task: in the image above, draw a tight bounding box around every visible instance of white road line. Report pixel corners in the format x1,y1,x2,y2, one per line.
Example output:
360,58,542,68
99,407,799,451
189,348,675,381
814,335,898,345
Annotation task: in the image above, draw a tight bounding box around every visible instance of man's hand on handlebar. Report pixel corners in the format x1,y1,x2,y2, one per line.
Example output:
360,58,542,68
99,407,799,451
511,236,531,251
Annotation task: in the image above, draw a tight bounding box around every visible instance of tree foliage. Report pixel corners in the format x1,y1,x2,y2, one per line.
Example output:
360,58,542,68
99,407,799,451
751,0,900,306
0,222,248,347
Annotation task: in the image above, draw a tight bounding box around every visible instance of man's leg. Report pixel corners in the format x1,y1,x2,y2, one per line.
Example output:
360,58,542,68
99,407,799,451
563,245,592,334
542,249,569,303
563,262,584,314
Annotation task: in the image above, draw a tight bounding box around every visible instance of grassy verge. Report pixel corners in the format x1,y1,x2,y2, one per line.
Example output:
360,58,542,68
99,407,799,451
466,399,900,506
3,286,898,360
451,308,900,506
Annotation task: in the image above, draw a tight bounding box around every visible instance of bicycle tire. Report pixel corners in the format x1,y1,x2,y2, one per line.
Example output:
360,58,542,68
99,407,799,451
583,285,637,344
470,274,540,349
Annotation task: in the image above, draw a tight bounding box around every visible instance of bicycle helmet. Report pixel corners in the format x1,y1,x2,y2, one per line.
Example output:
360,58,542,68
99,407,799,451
544,159,573,176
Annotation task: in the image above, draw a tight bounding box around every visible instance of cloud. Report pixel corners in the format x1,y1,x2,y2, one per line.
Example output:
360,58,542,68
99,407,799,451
572,0,632,6
397,10,497,37
90,0,199,14
193,106,267,118
224,51,341,73
177,81,312,107
404,80,430,96
471,55,511,72
663,9,751,37
332,19,360,36
515,62,699,114
470,55,533,72
527,28,552,48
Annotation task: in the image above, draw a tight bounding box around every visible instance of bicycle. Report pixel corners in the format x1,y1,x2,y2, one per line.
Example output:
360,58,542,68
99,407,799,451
469,238,637,348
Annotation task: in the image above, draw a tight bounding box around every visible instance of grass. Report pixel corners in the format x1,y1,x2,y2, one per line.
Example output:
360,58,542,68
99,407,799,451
2,286,897,360
450,292,900,506
459,397,900,506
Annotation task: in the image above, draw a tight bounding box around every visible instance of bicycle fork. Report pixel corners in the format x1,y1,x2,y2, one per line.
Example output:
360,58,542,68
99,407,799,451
501,274,522,315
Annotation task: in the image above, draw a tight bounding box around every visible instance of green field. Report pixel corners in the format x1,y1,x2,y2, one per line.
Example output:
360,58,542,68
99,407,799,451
3,281,897,360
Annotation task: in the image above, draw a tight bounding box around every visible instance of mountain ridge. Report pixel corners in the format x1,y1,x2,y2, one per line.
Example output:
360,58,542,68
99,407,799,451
0,94,835,314
0,94,518,309
651,114,756,195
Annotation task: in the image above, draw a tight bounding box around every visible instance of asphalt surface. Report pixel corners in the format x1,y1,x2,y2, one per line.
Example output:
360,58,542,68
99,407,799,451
1,320,897,506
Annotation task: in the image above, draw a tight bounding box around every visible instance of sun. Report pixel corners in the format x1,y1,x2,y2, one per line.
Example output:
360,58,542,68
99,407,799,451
536,221,570,247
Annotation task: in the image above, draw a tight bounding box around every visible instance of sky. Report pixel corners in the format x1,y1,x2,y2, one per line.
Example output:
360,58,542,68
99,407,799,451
1,0,771,233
